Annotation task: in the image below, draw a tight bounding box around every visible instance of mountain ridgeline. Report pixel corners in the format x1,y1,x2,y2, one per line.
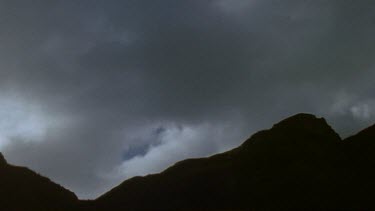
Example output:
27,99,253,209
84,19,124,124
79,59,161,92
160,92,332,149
0,153,78,211
2,113,375,210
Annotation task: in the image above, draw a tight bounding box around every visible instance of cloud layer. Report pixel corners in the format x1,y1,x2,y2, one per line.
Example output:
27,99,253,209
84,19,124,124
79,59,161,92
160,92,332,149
0,0,375,198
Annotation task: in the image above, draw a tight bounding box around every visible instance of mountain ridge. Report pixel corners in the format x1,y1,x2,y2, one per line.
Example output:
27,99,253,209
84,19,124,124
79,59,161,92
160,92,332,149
93,113,352,210
0,156,79,210
2,113,375,210
0,152,6,166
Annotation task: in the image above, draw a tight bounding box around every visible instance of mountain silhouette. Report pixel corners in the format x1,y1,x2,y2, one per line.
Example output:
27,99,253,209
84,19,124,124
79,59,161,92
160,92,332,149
0,152,6,166
340,123,375,209
94,113,345,210
0,152,79,211
3,113,375,210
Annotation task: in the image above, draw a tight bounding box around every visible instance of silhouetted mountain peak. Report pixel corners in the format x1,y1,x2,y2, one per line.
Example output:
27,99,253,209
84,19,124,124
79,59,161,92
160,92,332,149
271,113,341,140
273,113,329,130
241,113,341,149
0,152,6,166
6,113,375,210
96,113,351,210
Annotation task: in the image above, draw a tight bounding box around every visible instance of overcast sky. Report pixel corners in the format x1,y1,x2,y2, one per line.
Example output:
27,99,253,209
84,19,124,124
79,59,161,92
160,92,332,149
1,0,375,199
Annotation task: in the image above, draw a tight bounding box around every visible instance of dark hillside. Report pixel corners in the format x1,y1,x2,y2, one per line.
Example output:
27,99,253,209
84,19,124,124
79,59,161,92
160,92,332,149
95,114,351,210
4,113,375,210
0,153,79,211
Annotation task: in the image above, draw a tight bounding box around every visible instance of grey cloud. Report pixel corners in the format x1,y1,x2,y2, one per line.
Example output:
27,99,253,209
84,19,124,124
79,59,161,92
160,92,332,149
0,0,375,199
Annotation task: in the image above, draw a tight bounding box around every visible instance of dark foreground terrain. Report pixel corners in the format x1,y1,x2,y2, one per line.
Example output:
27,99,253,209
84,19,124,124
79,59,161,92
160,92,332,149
2,113,375,210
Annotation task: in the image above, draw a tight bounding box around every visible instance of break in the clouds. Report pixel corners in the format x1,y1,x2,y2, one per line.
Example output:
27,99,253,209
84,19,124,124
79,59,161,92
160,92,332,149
1,0,375,199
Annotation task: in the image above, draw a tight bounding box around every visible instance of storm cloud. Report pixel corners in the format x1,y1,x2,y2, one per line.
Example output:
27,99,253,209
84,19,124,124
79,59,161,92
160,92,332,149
1,0,375,198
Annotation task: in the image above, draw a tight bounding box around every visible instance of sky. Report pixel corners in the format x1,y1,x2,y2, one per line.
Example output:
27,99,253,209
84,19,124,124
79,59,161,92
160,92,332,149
0,0,375,199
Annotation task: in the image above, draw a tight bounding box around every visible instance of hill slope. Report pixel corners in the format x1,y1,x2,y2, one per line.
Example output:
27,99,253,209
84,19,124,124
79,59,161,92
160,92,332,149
95,114,352,210
0,153,79,211
3,113,375,210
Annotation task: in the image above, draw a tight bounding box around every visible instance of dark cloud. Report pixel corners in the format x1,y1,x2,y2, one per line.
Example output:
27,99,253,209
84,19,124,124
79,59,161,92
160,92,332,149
0,0,375,198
